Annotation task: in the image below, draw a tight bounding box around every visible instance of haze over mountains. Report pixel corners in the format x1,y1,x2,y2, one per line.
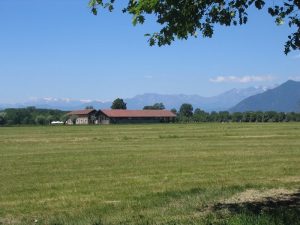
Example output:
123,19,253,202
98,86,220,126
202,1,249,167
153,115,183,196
230,80,300,112
125,86,270,111
2,81,299,112
0,86,270,112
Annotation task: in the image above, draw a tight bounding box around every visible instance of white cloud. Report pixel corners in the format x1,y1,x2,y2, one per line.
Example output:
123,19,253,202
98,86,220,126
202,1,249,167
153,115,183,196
209,75,275,83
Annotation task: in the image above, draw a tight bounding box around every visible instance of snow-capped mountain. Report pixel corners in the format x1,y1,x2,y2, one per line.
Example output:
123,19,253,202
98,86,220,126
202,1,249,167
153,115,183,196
0,85,275,111
230,80,300,112
125,86,274,111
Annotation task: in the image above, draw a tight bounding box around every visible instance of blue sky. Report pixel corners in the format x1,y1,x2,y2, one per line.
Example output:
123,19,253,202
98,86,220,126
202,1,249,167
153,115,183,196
0,0,299,103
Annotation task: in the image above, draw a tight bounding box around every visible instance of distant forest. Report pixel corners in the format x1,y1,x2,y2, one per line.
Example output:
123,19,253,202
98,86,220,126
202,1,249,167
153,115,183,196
0,105,300,126
0,107,66,125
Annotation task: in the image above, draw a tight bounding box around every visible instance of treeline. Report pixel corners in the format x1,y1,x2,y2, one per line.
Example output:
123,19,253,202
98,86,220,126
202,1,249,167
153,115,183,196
1,104,300,126
174,103,300,123
0,107,66,125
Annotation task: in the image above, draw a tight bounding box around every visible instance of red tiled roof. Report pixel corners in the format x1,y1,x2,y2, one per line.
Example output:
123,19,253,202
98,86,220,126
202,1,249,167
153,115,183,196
67,109,96,115
100,109,176,118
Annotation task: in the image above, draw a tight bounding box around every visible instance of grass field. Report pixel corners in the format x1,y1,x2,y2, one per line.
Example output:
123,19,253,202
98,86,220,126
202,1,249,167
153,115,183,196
0,123,299,225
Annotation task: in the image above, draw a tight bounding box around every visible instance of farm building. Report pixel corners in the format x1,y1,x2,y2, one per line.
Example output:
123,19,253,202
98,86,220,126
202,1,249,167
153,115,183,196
98,109,176,124
66,109,98,125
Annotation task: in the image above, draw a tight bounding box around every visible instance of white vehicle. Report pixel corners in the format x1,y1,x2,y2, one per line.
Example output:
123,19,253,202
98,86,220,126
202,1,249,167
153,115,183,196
51,121,64,125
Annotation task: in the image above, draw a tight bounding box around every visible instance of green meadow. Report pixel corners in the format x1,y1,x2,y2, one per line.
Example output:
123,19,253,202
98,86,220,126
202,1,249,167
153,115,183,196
0,123,299,225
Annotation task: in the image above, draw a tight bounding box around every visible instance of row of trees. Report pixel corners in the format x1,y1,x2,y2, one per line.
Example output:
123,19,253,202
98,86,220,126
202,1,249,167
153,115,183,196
1,102,300,126
174,103,300,123
0,107,66,125
109,99,300,123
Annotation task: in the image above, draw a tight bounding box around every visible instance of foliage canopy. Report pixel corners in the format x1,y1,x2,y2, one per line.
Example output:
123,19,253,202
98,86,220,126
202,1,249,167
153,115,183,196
111,98,127,109
143,102,165,110
179,103,194,117
0,107,66,125
89,0,300,54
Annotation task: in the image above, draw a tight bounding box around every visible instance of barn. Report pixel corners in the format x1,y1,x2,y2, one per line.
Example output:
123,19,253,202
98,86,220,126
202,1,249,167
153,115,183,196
66,109,98,125
98,109,176,124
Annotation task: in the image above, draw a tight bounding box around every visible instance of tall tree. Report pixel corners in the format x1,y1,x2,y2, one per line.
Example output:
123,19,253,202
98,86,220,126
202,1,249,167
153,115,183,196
89,0,300,54
179,103,193,118
111,98,127,109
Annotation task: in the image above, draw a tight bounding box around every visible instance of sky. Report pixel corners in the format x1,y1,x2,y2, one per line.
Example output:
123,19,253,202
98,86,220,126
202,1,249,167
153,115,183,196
0,0,299,103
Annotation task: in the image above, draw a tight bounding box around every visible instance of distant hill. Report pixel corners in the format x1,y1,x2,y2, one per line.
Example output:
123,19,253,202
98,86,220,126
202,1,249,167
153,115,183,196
230,80,300,112
125,86,268,111
0,86,270,112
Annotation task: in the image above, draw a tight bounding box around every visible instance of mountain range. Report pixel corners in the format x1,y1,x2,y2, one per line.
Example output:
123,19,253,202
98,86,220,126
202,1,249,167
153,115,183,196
0,86,270,112
125,86,270,111
1,81,299,112
230,80,300,112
